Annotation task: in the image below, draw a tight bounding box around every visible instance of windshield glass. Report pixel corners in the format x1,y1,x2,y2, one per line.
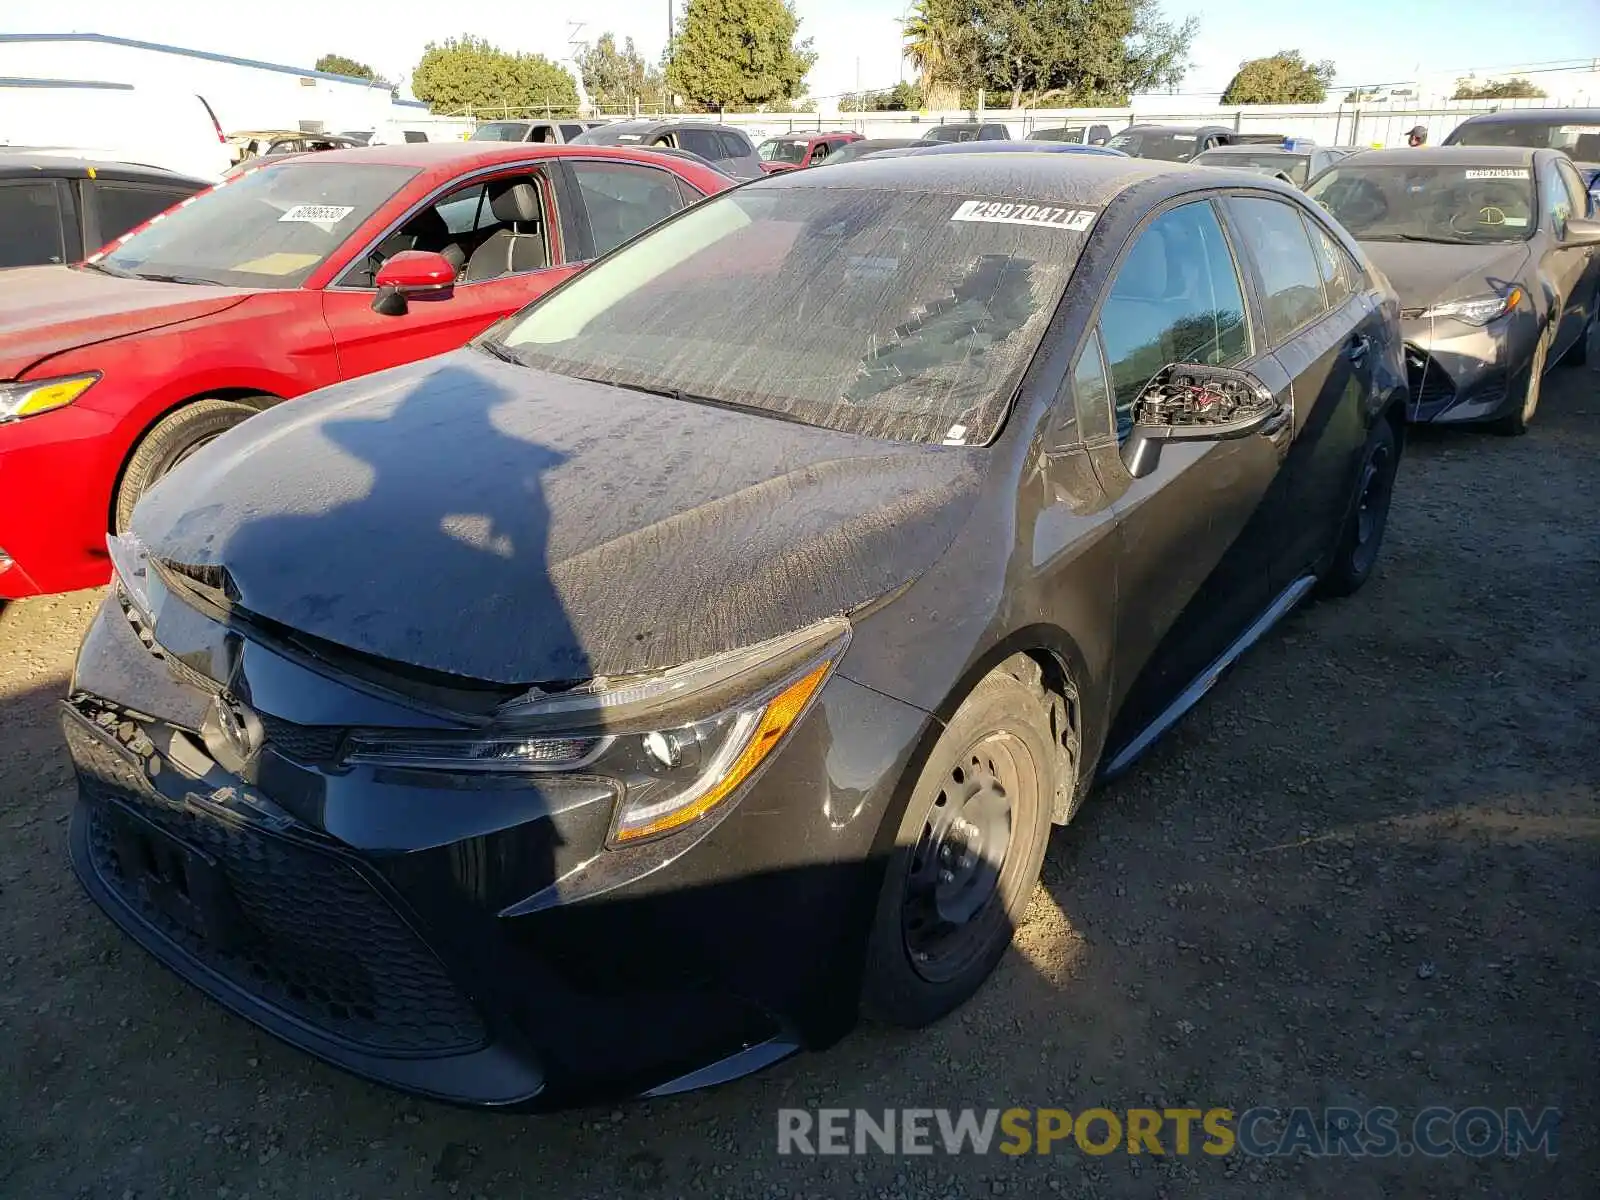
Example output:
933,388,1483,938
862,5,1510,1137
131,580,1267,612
759,138,809,164
94,162,417,288
493,186,1087,444
471,122,531,142
1196,151,1309,185
1108,130,1199,162
1450,120,1600,161
1305,164,1536,244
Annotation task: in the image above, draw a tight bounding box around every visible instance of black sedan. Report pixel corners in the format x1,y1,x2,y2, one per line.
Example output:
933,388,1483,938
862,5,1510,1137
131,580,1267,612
0,154,207,269
67,154,1408,1108
1307,146,1600,434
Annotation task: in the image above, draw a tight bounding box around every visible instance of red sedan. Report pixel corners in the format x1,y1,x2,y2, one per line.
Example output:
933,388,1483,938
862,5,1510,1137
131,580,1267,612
0,142,730,598
756,131,862,173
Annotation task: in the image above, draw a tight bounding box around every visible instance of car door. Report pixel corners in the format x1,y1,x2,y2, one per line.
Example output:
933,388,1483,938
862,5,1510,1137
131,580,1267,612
1220,193,1375,587
1546,156,1599,353
1079,195,1293,757
320,164,581,380
562,158,692,261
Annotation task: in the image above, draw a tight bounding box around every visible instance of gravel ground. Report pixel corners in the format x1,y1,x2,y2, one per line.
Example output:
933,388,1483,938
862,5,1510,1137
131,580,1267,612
3,364,1598,1199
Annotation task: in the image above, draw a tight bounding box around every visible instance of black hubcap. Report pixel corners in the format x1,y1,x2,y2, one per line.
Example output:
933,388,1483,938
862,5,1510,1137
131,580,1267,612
902,732,1032,982
1352,441,1393,572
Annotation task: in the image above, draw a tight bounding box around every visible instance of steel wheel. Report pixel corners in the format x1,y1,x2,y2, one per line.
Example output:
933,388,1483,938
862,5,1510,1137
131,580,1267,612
902,730,1037,984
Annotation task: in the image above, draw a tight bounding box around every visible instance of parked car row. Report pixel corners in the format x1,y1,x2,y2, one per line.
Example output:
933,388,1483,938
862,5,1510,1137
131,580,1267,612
2,119,1597,1115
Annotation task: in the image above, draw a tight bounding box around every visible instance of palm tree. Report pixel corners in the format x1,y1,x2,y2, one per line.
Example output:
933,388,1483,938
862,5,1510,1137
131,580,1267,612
902,0,960,108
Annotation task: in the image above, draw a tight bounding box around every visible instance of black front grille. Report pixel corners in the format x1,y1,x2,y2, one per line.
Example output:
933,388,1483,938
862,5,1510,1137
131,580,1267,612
72,723,485,1056
259,713,345,763
1406,346,1454,406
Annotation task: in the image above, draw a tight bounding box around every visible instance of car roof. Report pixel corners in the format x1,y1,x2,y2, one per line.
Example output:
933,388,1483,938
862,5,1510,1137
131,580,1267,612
0,151,208,185
1196,145,1303,156
878,141,1126,158
276,141,692,171
1126,123,1232,135
1337,145,1544,167
1451,107,1600,125
755,152,1216,204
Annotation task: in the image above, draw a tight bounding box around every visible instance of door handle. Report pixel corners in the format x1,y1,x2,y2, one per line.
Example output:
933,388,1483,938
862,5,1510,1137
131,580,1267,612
1347,333,1371,366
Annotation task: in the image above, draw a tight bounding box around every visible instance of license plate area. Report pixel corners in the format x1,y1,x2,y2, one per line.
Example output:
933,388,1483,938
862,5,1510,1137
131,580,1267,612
105,801,245,949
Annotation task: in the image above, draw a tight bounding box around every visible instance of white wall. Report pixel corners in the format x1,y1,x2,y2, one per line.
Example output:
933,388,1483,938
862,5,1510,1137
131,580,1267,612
0,39,396,134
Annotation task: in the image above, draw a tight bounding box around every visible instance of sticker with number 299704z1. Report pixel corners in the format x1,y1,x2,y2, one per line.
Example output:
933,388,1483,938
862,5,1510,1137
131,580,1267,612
950,200,1098,231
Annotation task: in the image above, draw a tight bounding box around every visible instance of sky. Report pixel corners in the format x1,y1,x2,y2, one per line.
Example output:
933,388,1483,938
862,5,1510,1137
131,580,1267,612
9,0,1598,101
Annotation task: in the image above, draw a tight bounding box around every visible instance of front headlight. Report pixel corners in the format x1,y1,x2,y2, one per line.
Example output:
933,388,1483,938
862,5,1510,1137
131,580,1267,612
344,618,850,846
0,372,100,423
1420,286,1523,326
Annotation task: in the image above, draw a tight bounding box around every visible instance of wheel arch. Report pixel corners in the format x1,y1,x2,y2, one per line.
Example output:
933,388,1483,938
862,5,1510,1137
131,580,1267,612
107,388,281,532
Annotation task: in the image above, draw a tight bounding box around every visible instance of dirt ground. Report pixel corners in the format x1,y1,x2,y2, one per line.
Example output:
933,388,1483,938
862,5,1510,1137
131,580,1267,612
3,365,1598,1199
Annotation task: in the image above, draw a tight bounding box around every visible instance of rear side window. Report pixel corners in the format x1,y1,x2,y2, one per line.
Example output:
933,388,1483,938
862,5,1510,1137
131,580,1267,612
0,181,66,267
1098,199,1252,439
94,184,194,246
571,161,684,257
716,131,751,160
1304,217,1355,309
677,128,723,161
560,123,585,141
1223,196,1328,344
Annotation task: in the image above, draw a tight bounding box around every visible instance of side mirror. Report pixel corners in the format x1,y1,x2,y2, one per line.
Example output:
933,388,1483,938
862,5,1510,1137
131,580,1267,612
372,250,457,316
1122,363,1281,479
1561,215,1600,248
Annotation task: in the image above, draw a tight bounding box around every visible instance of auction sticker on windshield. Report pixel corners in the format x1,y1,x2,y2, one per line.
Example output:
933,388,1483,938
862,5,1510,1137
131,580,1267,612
951,200,1097,231
1464,169,1529,180
278,204,355,223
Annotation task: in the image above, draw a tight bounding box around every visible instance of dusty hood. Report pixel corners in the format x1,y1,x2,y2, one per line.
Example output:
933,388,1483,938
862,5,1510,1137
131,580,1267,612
1359,241,1531,312
133,350,985,685
0,266,251,378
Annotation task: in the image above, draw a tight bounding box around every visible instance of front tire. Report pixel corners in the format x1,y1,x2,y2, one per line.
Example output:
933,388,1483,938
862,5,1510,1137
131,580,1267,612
863,657,1059,1028
1494,333,1548,437
1319,416,1398,598
114,398,260,531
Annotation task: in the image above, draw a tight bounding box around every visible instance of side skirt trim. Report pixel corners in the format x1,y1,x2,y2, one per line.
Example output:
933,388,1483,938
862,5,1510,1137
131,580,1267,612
1099,574,1318,780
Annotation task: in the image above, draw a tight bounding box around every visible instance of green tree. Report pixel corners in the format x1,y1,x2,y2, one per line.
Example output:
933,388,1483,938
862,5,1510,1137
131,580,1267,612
1453,76,1546,100
577,33,667,112
411,35,580,117
840,81,924,111
903,0,1197,110
1220,50,1336,105
315,53,382,81
665,0,818,111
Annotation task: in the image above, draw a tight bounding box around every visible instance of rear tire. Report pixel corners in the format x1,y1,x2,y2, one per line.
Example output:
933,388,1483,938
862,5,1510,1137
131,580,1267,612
1319,417,1398,598
1494,333,1547,437
863,657,1059,1028
114,399,260,531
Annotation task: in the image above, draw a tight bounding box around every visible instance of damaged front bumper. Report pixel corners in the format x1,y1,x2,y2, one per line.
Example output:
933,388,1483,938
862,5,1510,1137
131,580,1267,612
62,586,929,1108
1401,310,1534,425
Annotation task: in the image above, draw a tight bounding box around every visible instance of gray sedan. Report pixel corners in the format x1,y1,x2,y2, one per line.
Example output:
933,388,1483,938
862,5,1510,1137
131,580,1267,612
1306,146,1600,434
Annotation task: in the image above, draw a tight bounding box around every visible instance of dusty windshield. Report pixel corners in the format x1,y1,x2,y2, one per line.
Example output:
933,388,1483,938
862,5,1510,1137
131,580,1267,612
759,138,809,164
1450,120,1600,160
494,186,1088,444
1197,151,1309,185
1109,131,1199,161
1306,164,1536,244
93,162,417,287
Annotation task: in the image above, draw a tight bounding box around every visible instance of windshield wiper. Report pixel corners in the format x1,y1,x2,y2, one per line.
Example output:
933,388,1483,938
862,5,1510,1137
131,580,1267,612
130,271,223,285
79,259,140,279
578,376,818,428
476,340,525,366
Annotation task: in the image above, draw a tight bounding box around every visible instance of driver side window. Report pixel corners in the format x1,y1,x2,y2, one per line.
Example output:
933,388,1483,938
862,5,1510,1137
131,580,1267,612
344,172,554,288
1097,199,1252,441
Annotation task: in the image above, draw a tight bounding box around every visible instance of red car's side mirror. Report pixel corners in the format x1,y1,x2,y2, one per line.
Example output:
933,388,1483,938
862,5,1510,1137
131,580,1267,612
373,250,456,316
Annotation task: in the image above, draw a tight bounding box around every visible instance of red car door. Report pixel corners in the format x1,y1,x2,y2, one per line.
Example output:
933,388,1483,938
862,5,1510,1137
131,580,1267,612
320,162,581,380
